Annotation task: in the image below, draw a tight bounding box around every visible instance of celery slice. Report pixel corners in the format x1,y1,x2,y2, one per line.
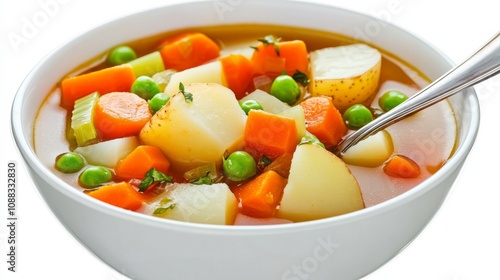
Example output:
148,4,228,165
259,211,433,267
183,162,219,181
71,92,100,146
129,51,165,77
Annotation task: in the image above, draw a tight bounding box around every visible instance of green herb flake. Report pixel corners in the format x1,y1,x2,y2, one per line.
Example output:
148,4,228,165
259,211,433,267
159,197,173,204
179,82,193,103
153,203,176,215
257,155,272,170
299,132,325,149
292,70,310,87
189,172,213,185
253,35,282,56
153,196,176,215
138,168,173,192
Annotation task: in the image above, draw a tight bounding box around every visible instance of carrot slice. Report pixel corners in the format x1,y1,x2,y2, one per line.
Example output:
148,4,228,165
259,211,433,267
251,40,308,77
300,96,347,147
234,170,287,218
383,155,421,178
244,110,298,160
61,64,136,108
158,32,220,71
220,54,254,99
87,181,143,211
93,92,152,141
115,145,171,181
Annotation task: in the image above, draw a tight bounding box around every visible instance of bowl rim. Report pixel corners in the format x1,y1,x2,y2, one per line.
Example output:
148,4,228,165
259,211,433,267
10,0,480,235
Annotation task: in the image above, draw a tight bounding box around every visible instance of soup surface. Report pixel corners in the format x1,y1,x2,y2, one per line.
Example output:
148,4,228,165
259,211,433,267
34,24,456,225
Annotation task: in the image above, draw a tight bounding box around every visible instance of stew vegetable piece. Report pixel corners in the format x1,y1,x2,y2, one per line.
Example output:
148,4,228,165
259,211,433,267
33,24,457,225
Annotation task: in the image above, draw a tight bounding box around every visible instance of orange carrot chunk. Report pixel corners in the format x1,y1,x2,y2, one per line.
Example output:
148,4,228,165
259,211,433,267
93,92,152,141
244,110,298,160
234,170,287,218
61,64,136,108
251,39,308,77
383,155,421,178
220,54,254,99
158,32,220,71
87,181,143,211
300,96,347,147
115,145,171,181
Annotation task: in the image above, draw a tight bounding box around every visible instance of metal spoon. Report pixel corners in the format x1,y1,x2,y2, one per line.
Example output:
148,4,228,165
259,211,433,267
333,32,500,157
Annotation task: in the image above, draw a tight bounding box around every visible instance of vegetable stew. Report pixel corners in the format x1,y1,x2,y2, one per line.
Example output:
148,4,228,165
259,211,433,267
34,24,457,225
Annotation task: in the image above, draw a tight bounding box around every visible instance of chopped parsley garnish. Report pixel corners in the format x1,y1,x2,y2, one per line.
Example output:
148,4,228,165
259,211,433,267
153,197,176,215
153,204,176,215
138,168,173,192
257,155,272,170
299,133,325,149
179,82,193,103
252,35,282,56
189,172,213,185
299,137,315,146
292,70,310,87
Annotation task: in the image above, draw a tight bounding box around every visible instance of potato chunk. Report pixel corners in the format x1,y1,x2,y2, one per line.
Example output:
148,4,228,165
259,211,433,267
164,61,224,96
279,105,307,142
309,44,381,111
74,136,139,168
143,183,238,225
278,144,364,222
342,130,394,167
140,83,247,172
240,89,290,114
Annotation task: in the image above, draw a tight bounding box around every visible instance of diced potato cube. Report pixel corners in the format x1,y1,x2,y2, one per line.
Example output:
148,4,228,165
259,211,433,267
144,183,238,225
279,105,307,141
140,83,247,172
342,130,394,167
164,61,224,96
278,144,364,222
74,136,139,168
240,89,290,114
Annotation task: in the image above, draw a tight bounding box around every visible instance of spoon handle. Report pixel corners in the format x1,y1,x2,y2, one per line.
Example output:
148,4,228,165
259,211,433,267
335,32,500,156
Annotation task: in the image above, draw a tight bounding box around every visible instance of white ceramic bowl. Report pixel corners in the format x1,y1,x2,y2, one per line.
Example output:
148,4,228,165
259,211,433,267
11,1,479,279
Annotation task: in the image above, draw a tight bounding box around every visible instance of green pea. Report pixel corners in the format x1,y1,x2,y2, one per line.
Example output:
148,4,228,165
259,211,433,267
131,76,162,100
378,90,408,112
148,93,170,113
239,99,263,115
222,151,257,182
343,104,373,129
270,74,301,105
79,166,113,188
108,46,137,66
55,152,85,173
300,131,325,148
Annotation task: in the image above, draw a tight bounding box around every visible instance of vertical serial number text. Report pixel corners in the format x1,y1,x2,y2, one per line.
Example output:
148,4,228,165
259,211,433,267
7,161,17,272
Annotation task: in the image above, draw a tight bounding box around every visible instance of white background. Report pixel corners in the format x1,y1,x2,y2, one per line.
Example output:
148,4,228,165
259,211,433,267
1,0,499,279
